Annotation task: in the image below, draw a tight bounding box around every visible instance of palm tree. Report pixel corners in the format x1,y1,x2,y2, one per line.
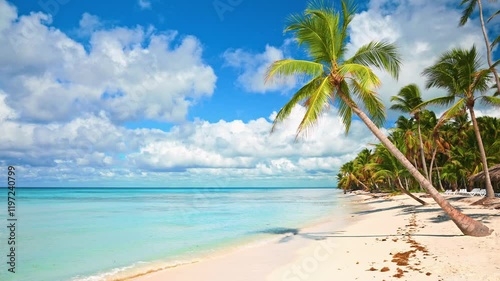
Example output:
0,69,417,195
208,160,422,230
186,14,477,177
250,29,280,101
266,1,492,236
338,160,367,192
390,84,430,181
369,144,427,205
353,148,373,190
422,46,500,199
393,116,419,164
459,0,500,95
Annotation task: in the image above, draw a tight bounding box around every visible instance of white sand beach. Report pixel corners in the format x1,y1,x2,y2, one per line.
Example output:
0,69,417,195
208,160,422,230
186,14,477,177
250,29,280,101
129,193,500,281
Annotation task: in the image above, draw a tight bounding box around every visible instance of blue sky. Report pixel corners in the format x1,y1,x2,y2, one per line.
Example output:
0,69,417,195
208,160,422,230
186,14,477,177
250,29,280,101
1,0,499,187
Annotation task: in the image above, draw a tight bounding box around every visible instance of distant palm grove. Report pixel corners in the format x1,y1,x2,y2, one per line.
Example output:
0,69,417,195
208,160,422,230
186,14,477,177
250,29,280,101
336,110,500,194
334,0,500,197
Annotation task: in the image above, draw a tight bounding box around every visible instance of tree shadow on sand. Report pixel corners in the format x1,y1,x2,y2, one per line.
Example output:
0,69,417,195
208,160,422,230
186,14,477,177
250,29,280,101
254,227,463,244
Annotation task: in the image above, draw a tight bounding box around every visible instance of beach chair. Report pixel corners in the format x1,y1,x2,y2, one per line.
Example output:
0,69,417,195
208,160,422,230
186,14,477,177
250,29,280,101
469,188,481,196
478,189,486,197
495,193,500,198
458,189,467,195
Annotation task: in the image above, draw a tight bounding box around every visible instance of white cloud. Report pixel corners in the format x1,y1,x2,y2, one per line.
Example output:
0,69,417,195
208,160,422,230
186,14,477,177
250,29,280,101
345,0,489,119
127,105,376,180
475,108,500,119
78,13,101,36
138,0,152,10
1,98,375,186
0,7,216,123
223,45,297,93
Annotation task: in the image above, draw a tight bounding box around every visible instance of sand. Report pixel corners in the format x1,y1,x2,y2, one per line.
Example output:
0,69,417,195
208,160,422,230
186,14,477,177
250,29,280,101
129,193,500,281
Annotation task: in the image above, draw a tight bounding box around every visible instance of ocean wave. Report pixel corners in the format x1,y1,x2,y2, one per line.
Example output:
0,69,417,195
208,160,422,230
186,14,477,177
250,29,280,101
70,263,138,281
70,259,200,281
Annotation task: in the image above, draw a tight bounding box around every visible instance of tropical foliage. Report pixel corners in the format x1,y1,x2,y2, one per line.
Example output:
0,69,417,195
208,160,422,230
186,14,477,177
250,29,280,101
338,115,500,194
268,0,495,236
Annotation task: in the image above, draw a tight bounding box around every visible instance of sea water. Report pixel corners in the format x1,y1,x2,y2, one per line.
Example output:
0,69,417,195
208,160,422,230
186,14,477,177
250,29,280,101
0,188,352,281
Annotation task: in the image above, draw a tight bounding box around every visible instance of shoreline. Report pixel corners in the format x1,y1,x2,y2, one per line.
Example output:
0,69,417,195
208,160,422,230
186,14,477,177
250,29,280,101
96,192,357,281
127,193,500,281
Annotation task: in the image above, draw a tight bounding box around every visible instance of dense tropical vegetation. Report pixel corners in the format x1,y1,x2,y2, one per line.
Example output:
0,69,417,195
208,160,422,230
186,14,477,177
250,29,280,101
337,114,500,194
266,0,499,236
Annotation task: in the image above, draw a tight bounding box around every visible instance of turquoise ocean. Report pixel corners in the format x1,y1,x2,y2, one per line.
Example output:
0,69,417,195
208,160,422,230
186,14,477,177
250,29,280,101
0,188,352,281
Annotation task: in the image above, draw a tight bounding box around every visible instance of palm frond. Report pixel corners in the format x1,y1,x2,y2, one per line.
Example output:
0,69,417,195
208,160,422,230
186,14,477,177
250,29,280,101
337,81,353,133
296,76,333,137
390,84,423,114
487,9,500,23
265,59,324,83
339,63,381,90
338,0,356,59
286,9,333,63
459,0,477,26
417,96,456,109
349,78,386,127
390,102,409,112
346,41,401,79
271,76,324,132
470,68,493,93
435,98,467,129
307,7,339,61
423,46,490,98
478,95,500,107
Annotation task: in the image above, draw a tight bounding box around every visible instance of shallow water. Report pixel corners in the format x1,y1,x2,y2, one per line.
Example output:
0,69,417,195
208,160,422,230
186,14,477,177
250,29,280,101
0,188,350,281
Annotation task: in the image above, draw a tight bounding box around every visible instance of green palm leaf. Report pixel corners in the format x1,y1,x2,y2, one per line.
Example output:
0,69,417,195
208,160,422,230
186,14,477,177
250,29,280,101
286,12,332,63
296,76,333,137
459,0,477,26
347,41,401,79
418,96,456,109
265,59,324,83
479,95,500,107
271,76,324,132
435,98,467,129
487,9,499,23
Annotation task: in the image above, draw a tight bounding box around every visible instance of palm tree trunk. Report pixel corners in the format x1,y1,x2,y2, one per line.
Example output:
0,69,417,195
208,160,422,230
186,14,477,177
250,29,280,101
413,158,423,191
417,121,430,180
477,0,500,95
468,107,495,198
348,103,492,236
355,178,369,191
436,167,445,191
428,147,445,191
397,177,426,205
429,147,437,182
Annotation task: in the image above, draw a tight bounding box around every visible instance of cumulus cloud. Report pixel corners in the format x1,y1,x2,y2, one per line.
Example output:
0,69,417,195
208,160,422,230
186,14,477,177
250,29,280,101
223,45,297,93
126,105,375,181
2,99,375,186
0,5,216,123
78,13,101,36
345,0,491,119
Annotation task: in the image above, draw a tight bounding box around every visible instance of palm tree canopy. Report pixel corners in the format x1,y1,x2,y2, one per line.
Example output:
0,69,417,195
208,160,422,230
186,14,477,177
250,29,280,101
422,46,490,98
420,46,500,123
390,83,424,116
266,0,401,137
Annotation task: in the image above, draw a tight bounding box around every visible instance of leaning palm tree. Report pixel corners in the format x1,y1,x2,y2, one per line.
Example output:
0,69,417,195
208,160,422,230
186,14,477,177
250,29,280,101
370,141,427,205
266,1,492,236
421,46,500,199
338,160,367,192
459,0,500,95
390,84,430,181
